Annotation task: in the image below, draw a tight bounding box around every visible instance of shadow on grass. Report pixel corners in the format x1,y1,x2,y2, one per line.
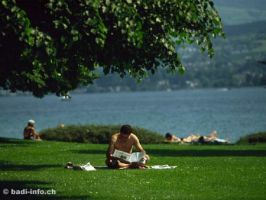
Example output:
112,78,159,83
0,161,60,171
71,147,266,157
147,149,266,157
0,180,91,199
0,137,35,146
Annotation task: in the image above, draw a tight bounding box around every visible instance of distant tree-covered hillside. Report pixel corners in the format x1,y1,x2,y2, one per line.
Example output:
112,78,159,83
214,0,266,25
84,20,266,93
224,21,266,36
214,0,266,10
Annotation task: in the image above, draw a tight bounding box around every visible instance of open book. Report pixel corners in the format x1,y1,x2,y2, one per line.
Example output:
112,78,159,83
113,150,145,163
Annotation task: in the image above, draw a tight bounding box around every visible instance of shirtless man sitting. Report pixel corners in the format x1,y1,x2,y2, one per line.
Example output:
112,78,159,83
106,125,150,169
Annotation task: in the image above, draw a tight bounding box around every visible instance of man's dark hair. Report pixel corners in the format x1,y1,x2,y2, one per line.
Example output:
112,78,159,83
120,125,132,135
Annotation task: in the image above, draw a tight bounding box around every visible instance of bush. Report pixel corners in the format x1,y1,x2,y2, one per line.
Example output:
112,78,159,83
237,132,266,144
40,124,164,144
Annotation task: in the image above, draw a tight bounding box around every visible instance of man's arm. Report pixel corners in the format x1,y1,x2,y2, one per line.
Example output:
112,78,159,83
106,134,116,159
132,134,151,163
31,127,38,137
132,135,145,153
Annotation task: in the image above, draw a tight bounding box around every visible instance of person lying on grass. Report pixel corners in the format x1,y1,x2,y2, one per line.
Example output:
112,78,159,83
106,124,150,169
165,131,229,144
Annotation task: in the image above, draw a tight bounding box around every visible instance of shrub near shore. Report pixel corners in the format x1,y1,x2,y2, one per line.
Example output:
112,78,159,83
237,132,266,144
40,124,164,144
41,125,266,145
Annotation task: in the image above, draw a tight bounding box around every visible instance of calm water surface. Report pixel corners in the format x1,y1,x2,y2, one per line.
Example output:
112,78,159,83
0,87,265,142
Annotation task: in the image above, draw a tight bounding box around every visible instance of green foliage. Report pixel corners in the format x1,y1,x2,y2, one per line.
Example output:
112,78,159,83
237,132,266,144
40,124,164,144
0,0,223,97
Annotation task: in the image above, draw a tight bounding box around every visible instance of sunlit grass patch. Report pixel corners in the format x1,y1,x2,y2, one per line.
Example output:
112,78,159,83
0,138,266,199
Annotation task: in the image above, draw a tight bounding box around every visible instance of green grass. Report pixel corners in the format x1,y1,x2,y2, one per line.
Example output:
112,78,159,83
1,138,266,200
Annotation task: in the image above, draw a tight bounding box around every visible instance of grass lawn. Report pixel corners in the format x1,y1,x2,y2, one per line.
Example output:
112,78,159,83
1,138,266,200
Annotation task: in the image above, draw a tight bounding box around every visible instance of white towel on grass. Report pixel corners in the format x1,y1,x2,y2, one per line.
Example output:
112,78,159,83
149,165,177,169
78,164,176,171
80,162,96,171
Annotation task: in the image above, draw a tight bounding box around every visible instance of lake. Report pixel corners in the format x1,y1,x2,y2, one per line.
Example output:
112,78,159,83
0,87,265,142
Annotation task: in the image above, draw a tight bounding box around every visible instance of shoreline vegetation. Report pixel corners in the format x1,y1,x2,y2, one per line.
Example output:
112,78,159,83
39,124,266,145
40,125,164,144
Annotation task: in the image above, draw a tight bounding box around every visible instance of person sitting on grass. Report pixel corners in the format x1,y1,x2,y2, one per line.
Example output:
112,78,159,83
23,119,42,141
106,124,150,169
